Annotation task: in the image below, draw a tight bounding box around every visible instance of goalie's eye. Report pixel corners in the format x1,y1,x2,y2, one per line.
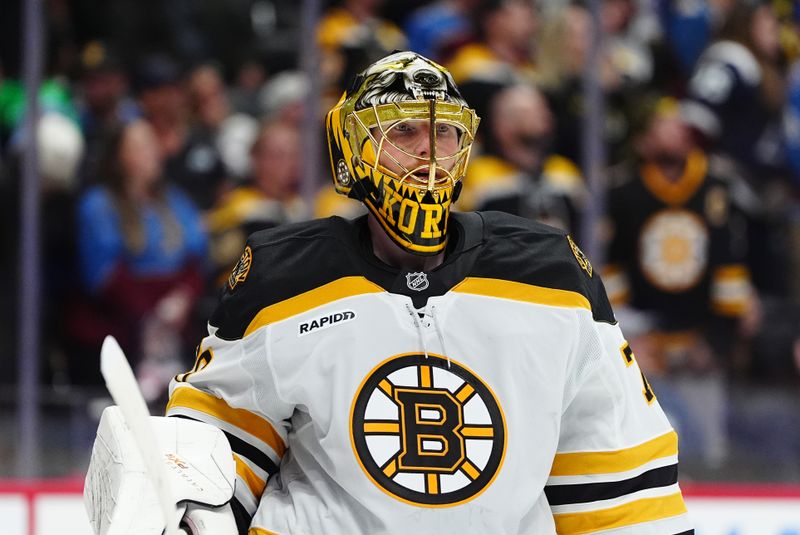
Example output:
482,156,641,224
436,123,459,142
383,119,461,157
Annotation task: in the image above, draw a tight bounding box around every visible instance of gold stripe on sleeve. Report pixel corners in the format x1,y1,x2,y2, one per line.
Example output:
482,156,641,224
452,277,591,311
550,431,678,477
245,276,384,335
167,386,287,457
248,529,283,535
234,453,266,498
553,491,688,534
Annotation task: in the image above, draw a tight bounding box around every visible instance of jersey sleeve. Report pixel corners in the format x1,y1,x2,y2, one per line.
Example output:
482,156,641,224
545,307,693,533
165,240,295,525
166,330,292,518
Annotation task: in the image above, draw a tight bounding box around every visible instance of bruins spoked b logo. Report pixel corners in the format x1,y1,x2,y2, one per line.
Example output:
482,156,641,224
350,353,506,507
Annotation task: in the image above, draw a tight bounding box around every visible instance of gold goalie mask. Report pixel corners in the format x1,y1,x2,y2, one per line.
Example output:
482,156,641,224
326,51,480,255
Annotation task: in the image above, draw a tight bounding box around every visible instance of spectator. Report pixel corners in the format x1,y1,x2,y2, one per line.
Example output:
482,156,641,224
206,120,307,287
0,112,85,386
402,0,480,62
446,0,537,85
0,75,78,149
445,0,538,119
74,40,140,186
602,0,656,90
257,70,310,125
459,83,585,234
68,120,207,400
682,2,793,296
228,58,268,118
188,63,259,181
136,53,227,211
536,2,655,165
683,2,787,177
779,6,800,305
603,97,753,466
656,0,720,79
782,6,800,186
317,0,408,99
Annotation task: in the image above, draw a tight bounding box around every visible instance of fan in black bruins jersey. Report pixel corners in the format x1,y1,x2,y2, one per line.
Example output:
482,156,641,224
603,97,753,467
85,52,694,535
604,98,753,370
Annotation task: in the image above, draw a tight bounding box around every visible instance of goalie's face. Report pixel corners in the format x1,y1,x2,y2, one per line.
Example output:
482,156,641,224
326,51,480,256
353,102,476,255
372,117,462,189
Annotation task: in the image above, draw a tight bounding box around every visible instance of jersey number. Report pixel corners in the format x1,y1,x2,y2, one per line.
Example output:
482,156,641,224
175,347,214,382
620,342,656,404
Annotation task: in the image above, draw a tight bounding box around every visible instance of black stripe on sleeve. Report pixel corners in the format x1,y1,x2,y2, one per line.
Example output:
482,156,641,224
544,464,678,506
230,497,252,535
171,414,280,475
674,531,694,534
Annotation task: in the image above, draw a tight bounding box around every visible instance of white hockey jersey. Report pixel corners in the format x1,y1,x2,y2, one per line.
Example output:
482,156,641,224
166,212,694,534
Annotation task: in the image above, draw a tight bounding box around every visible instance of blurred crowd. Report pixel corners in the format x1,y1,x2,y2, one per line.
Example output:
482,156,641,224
1,0,800,476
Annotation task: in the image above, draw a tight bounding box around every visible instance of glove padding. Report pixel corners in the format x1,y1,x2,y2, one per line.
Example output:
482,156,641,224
180,503,237,534
85,406,237,534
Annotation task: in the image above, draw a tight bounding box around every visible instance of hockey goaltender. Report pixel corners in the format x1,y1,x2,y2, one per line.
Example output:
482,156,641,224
84,51,694,535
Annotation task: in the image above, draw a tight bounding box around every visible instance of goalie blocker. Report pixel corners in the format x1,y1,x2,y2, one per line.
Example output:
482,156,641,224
84,406,238,534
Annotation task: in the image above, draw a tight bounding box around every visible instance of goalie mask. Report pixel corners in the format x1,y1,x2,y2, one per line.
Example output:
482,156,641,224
326,51,480,255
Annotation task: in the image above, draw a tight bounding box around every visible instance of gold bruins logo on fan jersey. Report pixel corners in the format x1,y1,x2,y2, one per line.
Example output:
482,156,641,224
228,246,252,290
639,209,709,292
350,353,506,507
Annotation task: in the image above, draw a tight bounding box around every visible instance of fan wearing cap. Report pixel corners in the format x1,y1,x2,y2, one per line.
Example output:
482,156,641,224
85,51,692,535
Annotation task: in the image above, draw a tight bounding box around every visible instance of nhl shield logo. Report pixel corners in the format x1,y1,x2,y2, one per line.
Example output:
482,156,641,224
406,272,429,292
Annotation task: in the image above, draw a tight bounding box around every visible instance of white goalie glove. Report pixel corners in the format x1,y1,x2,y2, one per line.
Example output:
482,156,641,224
85,406,239,535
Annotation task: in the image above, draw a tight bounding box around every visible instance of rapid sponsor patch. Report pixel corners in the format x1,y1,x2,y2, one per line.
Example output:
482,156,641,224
298,310,357,336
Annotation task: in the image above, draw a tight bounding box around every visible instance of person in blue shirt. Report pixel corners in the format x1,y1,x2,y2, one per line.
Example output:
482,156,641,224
70,119,207,397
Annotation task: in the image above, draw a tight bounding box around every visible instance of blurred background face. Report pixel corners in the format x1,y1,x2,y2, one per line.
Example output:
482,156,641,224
189,65,229,128
491,85,554,172
601,0,635,35
564,5,591,74
119,121,163,192
236,60,266,91
486,0,538,55
751,5,781,60
637,111,695,180
139,82,187,125
251,123,301,199
82,70,127,115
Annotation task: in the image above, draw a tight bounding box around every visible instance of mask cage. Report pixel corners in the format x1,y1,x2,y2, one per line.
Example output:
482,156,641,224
347,100,479,192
